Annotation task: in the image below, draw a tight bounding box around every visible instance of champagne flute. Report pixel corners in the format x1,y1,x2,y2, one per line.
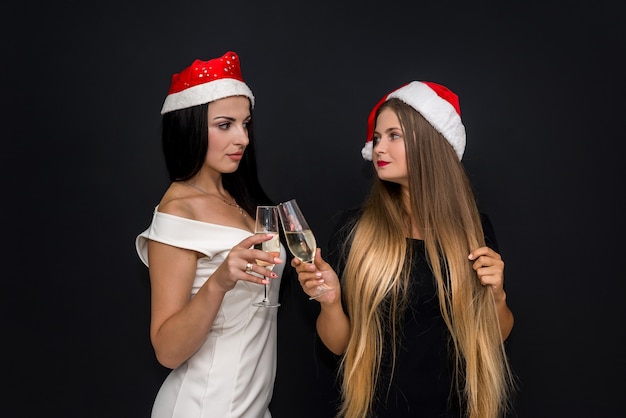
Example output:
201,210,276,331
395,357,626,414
252,205,281,308
278,199,333,300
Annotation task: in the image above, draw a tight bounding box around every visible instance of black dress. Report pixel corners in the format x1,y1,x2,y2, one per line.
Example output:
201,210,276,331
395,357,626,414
325,208,500,418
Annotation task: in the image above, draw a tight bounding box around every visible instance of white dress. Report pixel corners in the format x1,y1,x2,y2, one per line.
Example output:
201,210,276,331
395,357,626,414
136,207,285,418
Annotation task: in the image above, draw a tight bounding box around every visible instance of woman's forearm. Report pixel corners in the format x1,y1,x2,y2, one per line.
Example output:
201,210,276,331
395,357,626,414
316,303,350,355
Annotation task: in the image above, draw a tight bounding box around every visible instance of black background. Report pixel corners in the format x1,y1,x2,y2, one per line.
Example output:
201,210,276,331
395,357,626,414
3,1,624,417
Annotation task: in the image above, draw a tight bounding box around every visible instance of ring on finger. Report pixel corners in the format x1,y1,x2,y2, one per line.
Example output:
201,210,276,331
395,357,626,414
245,262,253,273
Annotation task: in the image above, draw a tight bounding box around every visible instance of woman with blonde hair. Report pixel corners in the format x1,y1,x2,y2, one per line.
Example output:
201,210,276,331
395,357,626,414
293,81,515,417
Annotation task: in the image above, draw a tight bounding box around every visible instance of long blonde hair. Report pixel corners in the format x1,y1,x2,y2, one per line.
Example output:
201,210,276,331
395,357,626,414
338,99,514,418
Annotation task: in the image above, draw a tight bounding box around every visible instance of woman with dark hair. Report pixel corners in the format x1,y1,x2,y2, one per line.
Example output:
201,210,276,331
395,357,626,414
136,51,286,418
293,81,516,417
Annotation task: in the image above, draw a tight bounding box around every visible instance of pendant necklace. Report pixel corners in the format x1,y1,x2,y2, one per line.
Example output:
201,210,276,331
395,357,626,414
184,182,246,217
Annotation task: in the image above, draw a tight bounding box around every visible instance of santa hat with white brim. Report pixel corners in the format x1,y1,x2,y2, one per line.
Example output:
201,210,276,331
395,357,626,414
161,51,254,114
361,81,466,161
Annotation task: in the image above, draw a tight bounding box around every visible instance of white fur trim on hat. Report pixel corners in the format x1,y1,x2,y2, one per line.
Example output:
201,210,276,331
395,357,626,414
160,78,255,115
388,82,465,160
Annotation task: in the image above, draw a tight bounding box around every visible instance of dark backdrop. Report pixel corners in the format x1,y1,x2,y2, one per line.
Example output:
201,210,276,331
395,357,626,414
3,1,624,417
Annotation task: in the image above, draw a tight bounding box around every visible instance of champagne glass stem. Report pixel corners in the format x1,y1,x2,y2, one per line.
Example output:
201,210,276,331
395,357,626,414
263,284,269,302
252,205,281,308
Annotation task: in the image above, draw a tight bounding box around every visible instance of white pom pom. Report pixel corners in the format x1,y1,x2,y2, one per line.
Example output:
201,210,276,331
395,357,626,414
361,141,373,161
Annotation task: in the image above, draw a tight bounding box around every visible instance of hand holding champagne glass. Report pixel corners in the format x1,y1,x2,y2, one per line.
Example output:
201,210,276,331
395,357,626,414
252,205,281,308
278,199,333,300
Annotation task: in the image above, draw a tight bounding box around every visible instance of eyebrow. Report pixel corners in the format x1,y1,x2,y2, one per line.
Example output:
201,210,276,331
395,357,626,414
210,114,251,121
211,115,236,121
374,126,402,136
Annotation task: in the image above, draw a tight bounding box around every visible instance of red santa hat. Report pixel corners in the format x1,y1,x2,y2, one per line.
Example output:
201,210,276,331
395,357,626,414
361,81,466,161
160,51,254,114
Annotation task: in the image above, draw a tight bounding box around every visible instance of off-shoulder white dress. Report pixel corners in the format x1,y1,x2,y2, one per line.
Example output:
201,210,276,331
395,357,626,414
136,207,285,418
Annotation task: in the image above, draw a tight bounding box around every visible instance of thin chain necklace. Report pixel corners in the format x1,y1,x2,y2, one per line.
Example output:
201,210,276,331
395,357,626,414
184,181,246,217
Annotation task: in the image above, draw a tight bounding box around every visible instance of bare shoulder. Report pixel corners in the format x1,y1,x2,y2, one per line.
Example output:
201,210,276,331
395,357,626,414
157,182,196,218
157,182,252,231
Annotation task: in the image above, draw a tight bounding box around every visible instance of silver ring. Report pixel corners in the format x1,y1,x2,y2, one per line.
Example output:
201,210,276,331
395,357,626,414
245,262,253,273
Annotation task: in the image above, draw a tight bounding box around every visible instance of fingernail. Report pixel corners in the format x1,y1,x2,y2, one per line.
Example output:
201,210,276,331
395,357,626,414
274,257,282,263
315,272,322,278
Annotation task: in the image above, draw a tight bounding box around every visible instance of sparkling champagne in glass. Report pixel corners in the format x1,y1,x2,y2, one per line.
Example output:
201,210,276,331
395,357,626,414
252,205,281,308
278,199,333,300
